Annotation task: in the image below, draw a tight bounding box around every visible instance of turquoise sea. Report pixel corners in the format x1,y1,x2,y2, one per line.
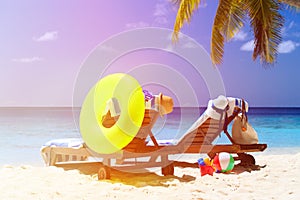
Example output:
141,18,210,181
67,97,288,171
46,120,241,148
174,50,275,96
0,107,299,166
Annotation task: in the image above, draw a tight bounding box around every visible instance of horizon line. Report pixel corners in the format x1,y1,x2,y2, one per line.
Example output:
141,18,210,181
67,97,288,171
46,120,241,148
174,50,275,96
1,106,300,109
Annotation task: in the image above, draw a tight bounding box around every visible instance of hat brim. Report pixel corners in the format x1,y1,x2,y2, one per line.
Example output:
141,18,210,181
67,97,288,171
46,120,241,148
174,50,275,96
157,93,163,116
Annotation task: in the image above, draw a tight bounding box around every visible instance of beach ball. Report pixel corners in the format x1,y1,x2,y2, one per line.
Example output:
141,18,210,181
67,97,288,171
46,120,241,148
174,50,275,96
213,152,235,173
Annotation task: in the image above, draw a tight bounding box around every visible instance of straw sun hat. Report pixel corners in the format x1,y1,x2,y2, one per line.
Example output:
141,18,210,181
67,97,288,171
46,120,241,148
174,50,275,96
155,93,174,116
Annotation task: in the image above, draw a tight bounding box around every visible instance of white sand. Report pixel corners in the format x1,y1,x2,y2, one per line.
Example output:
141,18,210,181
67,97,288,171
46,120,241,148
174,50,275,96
1,153,299,200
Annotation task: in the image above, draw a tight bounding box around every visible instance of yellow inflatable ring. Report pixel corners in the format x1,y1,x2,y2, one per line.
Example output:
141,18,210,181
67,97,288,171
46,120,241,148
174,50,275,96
79,73,145,154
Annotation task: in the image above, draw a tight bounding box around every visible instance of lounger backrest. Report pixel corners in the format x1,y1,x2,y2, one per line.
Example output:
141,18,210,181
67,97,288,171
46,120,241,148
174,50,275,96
102,96,248,153
175,97,249,153
122,109,160,152
175,117,225,153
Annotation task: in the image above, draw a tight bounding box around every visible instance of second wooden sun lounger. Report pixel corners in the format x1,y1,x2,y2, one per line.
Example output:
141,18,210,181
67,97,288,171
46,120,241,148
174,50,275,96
41,96,267,179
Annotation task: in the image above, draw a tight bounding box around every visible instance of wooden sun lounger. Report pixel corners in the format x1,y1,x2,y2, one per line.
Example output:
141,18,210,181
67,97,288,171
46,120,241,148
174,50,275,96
41,107,267,179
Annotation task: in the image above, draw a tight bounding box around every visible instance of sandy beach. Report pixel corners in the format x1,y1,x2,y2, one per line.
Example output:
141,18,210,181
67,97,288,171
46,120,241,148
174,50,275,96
1,152,299,200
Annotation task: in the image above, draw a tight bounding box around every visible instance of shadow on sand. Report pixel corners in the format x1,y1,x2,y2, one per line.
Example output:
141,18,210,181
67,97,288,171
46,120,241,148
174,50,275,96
55,161,266,186
55,161,197,187
232,163,267,174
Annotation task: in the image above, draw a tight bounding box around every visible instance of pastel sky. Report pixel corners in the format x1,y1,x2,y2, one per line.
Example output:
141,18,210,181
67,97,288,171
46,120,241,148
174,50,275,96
1,0,300,107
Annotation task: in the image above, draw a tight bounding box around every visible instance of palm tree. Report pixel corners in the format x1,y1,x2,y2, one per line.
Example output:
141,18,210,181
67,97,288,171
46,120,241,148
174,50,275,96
173,0,300,65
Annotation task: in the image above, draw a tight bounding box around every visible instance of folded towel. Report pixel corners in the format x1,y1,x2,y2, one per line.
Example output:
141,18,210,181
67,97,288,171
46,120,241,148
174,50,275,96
42,138,84,148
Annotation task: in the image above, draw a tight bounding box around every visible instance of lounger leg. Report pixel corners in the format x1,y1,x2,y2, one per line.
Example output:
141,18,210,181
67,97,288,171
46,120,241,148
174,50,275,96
161,163,174,176
103,158,111,166
49,149,57,166
208,151,217,159
97,158,112,180
149,155,159,163
98,164,111,180
161,154,174,176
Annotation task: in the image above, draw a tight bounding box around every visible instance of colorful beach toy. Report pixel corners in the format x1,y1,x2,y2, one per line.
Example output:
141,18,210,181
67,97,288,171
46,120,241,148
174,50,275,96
213,152,235,173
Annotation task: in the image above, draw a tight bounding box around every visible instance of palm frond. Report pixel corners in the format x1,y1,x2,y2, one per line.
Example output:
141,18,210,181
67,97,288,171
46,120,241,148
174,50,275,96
279,0,300,9
172,0,183,5
172,0,201,41
211,0,231,65
246,0,284,64
211,0,246,65
222,0,246,41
